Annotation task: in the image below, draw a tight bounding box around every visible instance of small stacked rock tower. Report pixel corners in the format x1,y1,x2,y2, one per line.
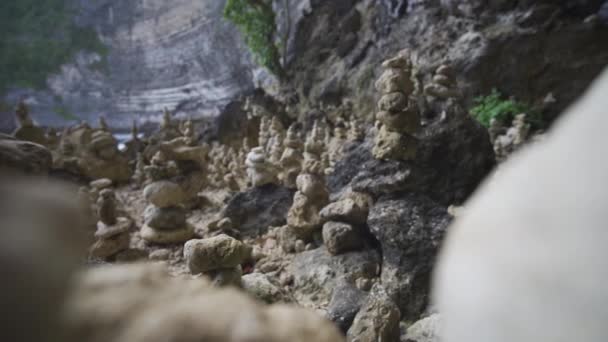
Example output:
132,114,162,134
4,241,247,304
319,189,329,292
373,50,421,161
142,179,193,244
279,124,304,189
246,146,278,187
89,189,132,259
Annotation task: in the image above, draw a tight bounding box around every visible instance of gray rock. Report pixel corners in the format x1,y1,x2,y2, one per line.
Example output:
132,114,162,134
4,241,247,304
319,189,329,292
143,181,186,208
290,246,380,307
0,138,52,174
221,183,294,238
322,221,364,255
242,272,288,303
210,267,243,287
140,224,194,244
326,279,368,333
184,234,252,274
368,194,450,320
404,314,441,342
143,205,187,230
346,284,401,342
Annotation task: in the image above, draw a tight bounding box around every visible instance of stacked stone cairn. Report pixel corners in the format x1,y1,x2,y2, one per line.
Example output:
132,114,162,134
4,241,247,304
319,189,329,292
141,179,193,244
89,189,133,259
246,146,278,187
12,101,47,145
373,51,421,161
279,124,304,189
494,113,531,161
184,234,252,287
424,63,458,100
281,122,329,251
320,191,372,255
347,119,365,142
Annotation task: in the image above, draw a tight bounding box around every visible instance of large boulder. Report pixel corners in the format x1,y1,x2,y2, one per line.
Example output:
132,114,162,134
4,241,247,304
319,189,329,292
328,116,494,205
0,137,52,174
368,194,451,320
221,184,295,238
64,263,344,342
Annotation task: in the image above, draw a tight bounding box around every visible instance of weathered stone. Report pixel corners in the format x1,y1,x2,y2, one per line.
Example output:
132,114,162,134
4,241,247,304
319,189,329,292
346,284,401,342
222,184,294,238
143,181,186,208
290,246,380,308
89,231,130,259
378,92,409,112
404,314,441,342
64,263,344,342
375,68,414,94
143,205,187,230
0,138,52,174
376,108,421,133
320,193,371,225
184,234,251,274
209,266,243,287
140,224,194,244
246,147,278,187
97,189,117,226
242,272,288,303
90,178,112,190
95,217,132,239
323,221,364,255
368,195,450,320
287,191,326,238
326,279,368,333
373,125,418,161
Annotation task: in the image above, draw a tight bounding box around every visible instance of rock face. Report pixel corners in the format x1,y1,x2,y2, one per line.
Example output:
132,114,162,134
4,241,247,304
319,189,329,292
64,263,344,342
368,194,451,320
3,1,605,134
221,184,295,238
329,115,494,205
434,69,608,342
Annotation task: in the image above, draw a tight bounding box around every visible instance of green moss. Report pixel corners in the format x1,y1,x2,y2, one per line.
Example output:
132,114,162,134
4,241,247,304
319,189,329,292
223,0,284,78
0,0,109,93
470,89,542,128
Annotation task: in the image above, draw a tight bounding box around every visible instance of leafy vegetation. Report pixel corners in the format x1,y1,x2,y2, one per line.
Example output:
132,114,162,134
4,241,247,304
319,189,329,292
470,89,541,128
0,0,109,93
223,0,285,79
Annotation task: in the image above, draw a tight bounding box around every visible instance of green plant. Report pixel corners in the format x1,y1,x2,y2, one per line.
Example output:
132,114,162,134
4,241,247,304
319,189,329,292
223,0,285,79
470,89,541,128
0,0,109,93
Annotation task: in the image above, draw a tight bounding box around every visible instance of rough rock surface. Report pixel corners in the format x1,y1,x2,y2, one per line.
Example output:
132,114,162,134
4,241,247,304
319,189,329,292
184,234,252,274
326,279,368,333
322,221,364,255
0,137,52,174
64,263,344,342
346,284,401,342
290,246,381,309
221,184,295,238
404,314,441,342
143,205,187,230
143,181,187,208
242,272,289,303
368,194,451,320
329,115,494,205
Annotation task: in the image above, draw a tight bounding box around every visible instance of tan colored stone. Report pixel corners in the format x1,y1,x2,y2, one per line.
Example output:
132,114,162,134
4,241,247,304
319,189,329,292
184,234,252,274
143,181,186,208
376,107,421,133
140,224,194,244
375,68,415,94
373,125,418,161
378,92,408,112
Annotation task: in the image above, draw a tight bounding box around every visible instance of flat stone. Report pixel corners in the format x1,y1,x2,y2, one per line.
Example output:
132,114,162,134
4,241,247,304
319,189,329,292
95,217,132,239
184,234,251,274
89,232,130,259
141,224,194,244
143,181,186,208
143,205,187,230
90,178,113,189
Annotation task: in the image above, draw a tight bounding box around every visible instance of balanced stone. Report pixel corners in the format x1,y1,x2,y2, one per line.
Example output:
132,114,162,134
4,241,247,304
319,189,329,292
184,234,252,274
140,224,194,244
322,221,363,255
378,92,408,112
143,181,186,208
143,205,187,230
